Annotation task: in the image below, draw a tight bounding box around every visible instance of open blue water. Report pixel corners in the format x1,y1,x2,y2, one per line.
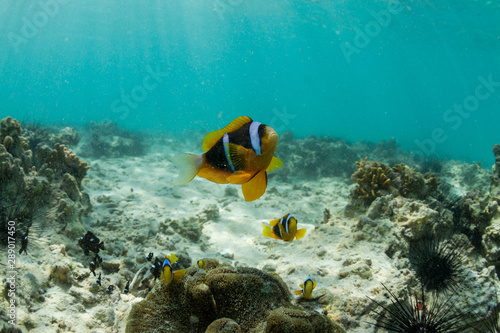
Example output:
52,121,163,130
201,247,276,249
1,0,499,166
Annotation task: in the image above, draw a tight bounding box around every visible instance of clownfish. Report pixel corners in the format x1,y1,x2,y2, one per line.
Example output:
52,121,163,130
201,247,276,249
197,259,208,270
262,213,306,242
294,276,316,299
415,301,426,311
171,116,283,201
161,253,186,283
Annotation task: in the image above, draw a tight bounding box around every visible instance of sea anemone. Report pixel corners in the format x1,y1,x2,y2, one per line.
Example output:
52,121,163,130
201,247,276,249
408,236,467,293
368,284,473,332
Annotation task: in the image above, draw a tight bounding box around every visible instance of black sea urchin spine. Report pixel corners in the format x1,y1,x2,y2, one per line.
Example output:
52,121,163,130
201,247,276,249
368,284,474,333
409,236,467,293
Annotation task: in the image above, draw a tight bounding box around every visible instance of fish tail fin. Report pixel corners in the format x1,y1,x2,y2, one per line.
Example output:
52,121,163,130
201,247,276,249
173,269,186,280
262,223,272,237
295,229,306,240
170,153,204,186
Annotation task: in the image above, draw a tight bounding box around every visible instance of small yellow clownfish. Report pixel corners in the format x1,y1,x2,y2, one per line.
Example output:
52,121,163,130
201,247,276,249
262,213,306,242
294,276,316,299
171,116,283,201
197,259,208,270
161,253,186,283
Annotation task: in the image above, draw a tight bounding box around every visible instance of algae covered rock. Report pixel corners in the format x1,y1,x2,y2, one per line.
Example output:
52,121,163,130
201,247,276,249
37,143,89,186
265,306,344,333
345,158,439,216
491,144,500,200
79,120,146,158
126,263,337,333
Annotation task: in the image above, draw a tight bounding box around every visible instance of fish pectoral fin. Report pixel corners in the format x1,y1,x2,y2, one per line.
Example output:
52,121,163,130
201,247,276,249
299,284,304,288
202,116,253,151
170,154,204,186
312,281,317,289
227,171,254,184
241,170,267,201
173,269,186,280
266,156,283,173
268,218,280,227
295,229,306,240
294,290,303,295
226,143,255,171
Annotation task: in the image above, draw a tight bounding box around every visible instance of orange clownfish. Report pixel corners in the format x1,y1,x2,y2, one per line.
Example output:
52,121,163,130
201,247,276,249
294,276,316,299
161,253,186,283
171,116,283,201
262,213,306,242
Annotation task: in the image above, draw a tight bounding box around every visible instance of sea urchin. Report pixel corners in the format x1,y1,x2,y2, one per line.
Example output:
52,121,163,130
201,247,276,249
368,284,473,333
408,236,466,293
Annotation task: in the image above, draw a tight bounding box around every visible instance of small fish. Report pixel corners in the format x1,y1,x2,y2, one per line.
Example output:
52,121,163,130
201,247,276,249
294,276,316,299
197,259,208,270
124,280,130,294
162,253,186,284
96,272,102,286
415,301,426,311
262,213,306,242
171,116,283,201
95,253,103,264
150,257,163,280
106,285,115,294
19,227,29,255
146,252,154,261
89,259,97,277
78,231,105,255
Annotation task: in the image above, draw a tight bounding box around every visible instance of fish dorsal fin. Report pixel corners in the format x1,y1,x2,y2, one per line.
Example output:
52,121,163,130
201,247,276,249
170,253,178,263
295,229,306,240
241,170,267,201
266,156,283,173
202,116,253,151
268,218,281,227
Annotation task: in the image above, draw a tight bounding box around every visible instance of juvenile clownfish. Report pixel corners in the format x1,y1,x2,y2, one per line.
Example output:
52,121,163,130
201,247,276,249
294,276,316,299
161,253,186,283
197,259,208,270
262,213,306,242
171,116,283,201
415,301,426,311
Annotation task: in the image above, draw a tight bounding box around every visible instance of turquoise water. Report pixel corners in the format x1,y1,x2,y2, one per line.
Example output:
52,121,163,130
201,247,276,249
1,0,499,166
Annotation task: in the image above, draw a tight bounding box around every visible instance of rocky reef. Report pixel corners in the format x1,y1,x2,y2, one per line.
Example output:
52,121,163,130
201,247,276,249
0,117,91,244
78,120,146,158
345,158,439,218
490,144,500,200
126,262,342,333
